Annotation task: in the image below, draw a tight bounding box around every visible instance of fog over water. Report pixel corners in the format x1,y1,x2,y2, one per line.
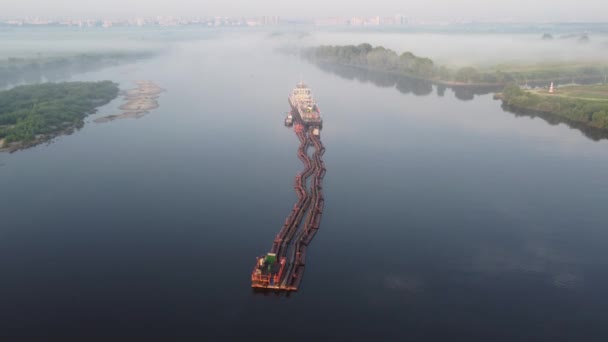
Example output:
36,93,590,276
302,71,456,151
3,27,608,66
279,30,608,66
1,28,608,340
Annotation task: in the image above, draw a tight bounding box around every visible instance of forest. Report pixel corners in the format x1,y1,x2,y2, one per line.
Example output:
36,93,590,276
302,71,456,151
0,81,119,147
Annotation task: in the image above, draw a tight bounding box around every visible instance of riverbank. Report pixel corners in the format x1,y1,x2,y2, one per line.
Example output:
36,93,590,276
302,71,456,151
495,84,608,130
94,81,164,123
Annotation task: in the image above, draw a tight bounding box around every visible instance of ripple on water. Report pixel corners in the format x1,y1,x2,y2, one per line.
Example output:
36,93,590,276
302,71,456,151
383,275,425,293
553,273,583,289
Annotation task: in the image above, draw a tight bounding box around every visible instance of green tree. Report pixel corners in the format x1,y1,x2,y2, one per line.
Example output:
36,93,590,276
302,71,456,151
455,67,480,83
0,81,119,145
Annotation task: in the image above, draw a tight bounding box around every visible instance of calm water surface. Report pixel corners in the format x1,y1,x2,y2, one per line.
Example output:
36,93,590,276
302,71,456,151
1,31,608,341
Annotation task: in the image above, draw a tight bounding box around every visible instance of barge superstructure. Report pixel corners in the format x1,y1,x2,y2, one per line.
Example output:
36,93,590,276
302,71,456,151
288,82,322,127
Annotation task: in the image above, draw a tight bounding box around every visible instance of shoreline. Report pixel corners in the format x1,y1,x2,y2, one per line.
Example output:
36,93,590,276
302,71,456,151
314,60,605,88
494,85,608,134
0,122,85,153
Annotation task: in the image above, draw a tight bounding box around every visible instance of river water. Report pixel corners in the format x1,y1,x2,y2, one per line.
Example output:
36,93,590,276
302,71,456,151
1,29,608,340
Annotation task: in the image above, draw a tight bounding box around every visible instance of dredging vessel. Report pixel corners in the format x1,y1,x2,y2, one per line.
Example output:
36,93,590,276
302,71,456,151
252,83,326,291
288,82,322,127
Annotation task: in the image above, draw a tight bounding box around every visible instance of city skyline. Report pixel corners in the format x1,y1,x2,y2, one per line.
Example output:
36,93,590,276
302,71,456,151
0,0,607,22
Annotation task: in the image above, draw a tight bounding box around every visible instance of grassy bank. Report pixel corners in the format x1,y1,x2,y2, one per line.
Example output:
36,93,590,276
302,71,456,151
497,84,608,129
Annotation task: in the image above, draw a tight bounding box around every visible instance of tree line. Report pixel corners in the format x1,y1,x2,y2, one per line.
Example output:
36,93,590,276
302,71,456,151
305,44,436,79
305,43,608,85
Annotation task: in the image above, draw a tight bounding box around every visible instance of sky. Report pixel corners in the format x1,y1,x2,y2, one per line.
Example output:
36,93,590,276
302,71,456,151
1,0,606,22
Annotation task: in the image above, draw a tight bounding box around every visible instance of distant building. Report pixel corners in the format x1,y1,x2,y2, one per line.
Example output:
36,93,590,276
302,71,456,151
395,14,408,25
261,16,280,25
314,17,347,26
316,14,407,27
350,16,364,26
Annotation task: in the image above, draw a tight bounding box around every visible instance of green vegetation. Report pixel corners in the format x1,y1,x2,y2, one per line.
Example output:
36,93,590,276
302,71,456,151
492,62,607,84
307,43,437,80
0,81,119,149
499,84,608,129
306,44,608,86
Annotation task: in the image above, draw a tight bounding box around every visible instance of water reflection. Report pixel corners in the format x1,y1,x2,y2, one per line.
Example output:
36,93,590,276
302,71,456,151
314,62,502,100
313,61,608,141
502,103,608,141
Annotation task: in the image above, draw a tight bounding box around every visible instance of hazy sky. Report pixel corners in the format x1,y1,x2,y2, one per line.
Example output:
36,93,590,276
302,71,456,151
1,0,606,21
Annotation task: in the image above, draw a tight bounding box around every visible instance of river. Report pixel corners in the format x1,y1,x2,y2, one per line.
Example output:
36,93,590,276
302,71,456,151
1,28,608,340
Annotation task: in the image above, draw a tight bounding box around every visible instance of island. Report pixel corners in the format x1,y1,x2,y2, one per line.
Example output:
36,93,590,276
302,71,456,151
0,81,119,152
496,84,608,130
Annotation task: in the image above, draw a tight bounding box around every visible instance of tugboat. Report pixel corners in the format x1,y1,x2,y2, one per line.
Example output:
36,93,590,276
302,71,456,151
288,82,322,127
251,253,286,289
